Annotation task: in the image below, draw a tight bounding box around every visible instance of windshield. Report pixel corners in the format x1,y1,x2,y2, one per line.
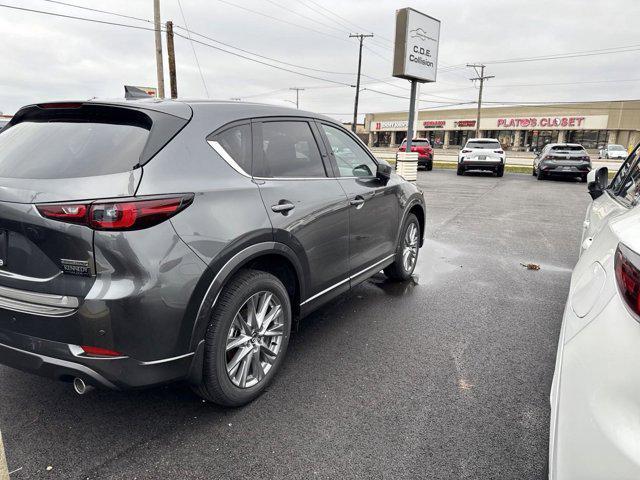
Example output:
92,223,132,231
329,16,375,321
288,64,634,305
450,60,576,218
0,108,151,179
465,140,501,149
402,139,430,146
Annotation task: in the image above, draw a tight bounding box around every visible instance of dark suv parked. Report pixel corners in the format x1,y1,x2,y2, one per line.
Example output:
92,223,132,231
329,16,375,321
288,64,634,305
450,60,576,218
0,99,425,406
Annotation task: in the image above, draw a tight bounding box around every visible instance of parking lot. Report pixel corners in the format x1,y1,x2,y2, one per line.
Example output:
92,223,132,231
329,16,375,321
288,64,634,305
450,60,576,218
0,169,591,479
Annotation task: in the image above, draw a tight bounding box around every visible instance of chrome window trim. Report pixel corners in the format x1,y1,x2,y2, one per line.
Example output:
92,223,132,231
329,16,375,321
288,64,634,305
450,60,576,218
253,176,336,181
300,254,395,306
207,140,251,178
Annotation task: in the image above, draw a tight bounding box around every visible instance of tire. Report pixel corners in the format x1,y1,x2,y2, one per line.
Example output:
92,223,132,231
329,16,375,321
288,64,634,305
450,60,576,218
537,170,545,180
532,165,537,176
384,213,420,281
581,174,588,183
194,269,292,407
497,165,504,177
456,165,464,176
426,160,433,171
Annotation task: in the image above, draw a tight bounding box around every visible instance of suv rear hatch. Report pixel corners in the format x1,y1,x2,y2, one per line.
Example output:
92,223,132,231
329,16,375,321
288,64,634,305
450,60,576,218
0,102,190,306
547,145,590,165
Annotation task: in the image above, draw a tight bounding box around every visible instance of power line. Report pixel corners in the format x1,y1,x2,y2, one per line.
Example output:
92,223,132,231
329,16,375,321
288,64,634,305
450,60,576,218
213,0,353,46
0,3,157,31
39,0,152,24
172,31,354,86
173,26,354,75
3,3,357,89
176,0,209,98
263,0,350,36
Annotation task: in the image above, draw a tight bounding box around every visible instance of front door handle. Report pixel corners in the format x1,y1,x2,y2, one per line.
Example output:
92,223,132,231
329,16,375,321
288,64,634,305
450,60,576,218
350,196,365,209
271,202,295,214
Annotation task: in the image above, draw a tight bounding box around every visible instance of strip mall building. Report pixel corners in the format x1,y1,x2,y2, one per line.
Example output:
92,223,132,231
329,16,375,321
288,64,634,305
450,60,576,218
364,100,640,151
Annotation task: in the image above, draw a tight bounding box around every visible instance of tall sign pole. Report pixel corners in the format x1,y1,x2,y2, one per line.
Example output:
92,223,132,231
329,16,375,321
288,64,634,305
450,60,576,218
392,8,440,181
153,0,165,99
350,33,374,133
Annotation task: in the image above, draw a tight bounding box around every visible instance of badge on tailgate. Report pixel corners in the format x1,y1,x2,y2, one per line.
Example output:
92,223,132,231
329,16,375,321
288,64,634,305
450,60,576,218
61,258,91,276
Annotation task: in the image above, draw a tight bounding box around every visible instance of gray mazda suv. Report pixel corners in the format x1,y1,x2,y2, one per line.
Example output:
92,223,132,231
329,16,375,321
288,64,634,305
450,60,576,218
0,99,425,406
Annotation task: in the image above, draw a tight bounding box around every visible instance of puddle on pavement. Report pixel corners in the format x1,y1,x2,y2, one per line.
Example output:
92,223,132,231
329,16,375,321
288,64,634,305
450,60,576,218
367,239,464,296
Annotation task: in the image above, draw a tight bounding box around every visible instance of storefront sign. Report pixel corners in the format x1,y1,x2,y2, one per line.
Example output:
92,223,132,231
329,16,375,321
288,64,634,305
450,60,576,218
373,118,477,131
491,115,608,130
373,120,408,131
454,120,476,128
392,8,440,83
423,120,446,129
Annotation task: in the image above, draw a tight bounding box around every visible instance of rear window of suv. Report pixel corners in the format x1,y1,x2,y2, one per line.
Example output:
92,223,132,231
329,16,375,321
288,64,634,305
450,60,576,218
402,139,430,147
0,105,152,179
466,140,501,149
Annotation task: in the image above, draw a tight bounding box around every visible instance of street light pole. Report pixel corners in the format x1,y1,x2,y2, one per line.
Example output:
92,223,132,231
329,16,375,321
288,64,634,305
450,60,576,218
153,0,165,98
349,33,374,133
467,64,494,138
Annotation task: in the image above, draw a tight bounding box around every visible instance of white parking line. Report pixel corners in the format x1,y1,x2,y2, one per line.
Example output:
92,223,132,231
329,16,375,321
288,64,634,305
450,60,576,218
0,431,9,480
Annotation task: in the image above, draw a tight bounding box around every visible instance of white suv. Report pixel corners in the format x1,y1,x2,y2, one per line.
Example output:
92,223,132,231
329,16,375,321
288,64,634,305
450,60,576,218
457,138,506,177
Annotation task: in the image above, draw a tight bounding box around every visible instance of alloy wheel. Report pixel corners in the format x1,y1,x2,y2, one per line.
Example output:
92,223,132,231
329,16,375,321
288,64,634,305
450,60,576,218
402,222,419,272
225,291,284,388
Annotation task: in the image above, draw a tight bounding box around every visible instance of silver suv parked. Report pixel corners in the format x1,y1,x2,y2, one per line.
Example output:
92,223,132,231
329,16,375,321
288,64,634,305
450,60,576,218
0,99,426,406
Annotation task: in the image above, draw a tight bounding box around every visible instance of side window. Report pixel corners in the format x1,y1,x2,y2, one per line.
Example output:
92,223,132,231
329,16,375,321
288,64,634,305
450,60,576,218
321,124,377,177
261,121,326,178
208,124,252,175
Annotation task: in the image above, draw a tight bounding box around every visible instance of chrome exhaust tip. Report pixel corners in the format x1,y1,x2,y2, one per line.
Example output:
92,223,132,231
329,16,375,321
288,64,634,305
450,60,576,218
73,377,94,395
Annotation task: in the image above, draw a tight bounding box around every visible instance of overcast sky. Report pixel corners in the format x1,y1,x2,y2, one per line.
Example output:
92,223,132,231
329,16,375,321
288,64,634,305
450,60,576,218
1,0,639,121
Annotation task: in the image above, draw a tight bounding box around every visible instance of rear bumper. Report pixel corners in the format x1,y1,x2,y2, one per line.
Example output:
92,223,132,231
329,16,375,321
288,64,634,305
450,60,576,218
0,329,195,389
541,166,590,177
460,159,503,170
418,155,432,165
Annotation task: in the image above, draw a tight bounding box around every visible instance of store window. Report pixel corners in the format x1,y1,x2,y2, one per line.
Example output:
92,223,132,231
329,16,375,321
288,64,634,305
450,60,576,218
452,130,473,147
567,130,608,149
528,130,558,151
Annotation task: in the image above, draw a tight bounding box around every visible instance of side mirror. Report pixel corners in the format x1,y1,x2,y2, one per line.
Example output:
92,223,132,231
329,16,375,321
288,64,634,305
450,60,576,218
588,167,608,200
376,163,392,184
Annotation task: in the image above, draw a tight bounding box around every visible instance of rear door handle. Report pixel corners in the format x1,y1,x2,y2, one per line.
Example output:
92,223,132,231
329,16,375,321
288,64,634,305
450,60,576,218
271,202,295,213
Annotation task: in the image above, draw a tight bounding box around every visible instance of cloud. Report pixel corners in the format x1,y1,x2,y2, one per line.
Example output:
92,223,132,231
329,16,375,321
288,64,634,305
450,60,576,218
1,0,639,122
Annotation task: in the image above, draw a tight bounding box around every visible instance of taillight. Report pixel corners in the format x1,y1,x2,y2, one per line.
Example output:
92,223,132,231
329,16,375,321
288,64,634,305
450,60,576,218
36,204,88,224
80,345,123,357
36,194,194,231
615,243,640,318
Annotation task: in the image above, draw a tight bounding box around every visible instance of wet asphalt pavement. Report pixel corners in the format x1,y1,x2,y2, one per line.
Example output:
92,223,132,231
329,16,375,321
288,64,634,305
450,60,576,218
0,169,591,479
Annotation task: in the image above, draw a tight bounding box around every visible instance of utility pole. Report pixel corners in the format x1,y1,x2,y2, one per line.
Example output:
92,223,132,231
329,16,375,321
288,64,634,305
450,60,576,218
349,33,374,133
153,0,165,98
467,64,494,138
289,87,305,109
166,21,177,99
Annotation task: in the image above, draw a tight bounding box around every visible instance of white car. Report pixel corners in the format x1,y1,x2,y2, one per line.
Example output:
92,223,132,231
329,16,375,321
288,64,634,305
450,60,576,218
599,144,627,160
457,138,506,177
549,143,640,479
